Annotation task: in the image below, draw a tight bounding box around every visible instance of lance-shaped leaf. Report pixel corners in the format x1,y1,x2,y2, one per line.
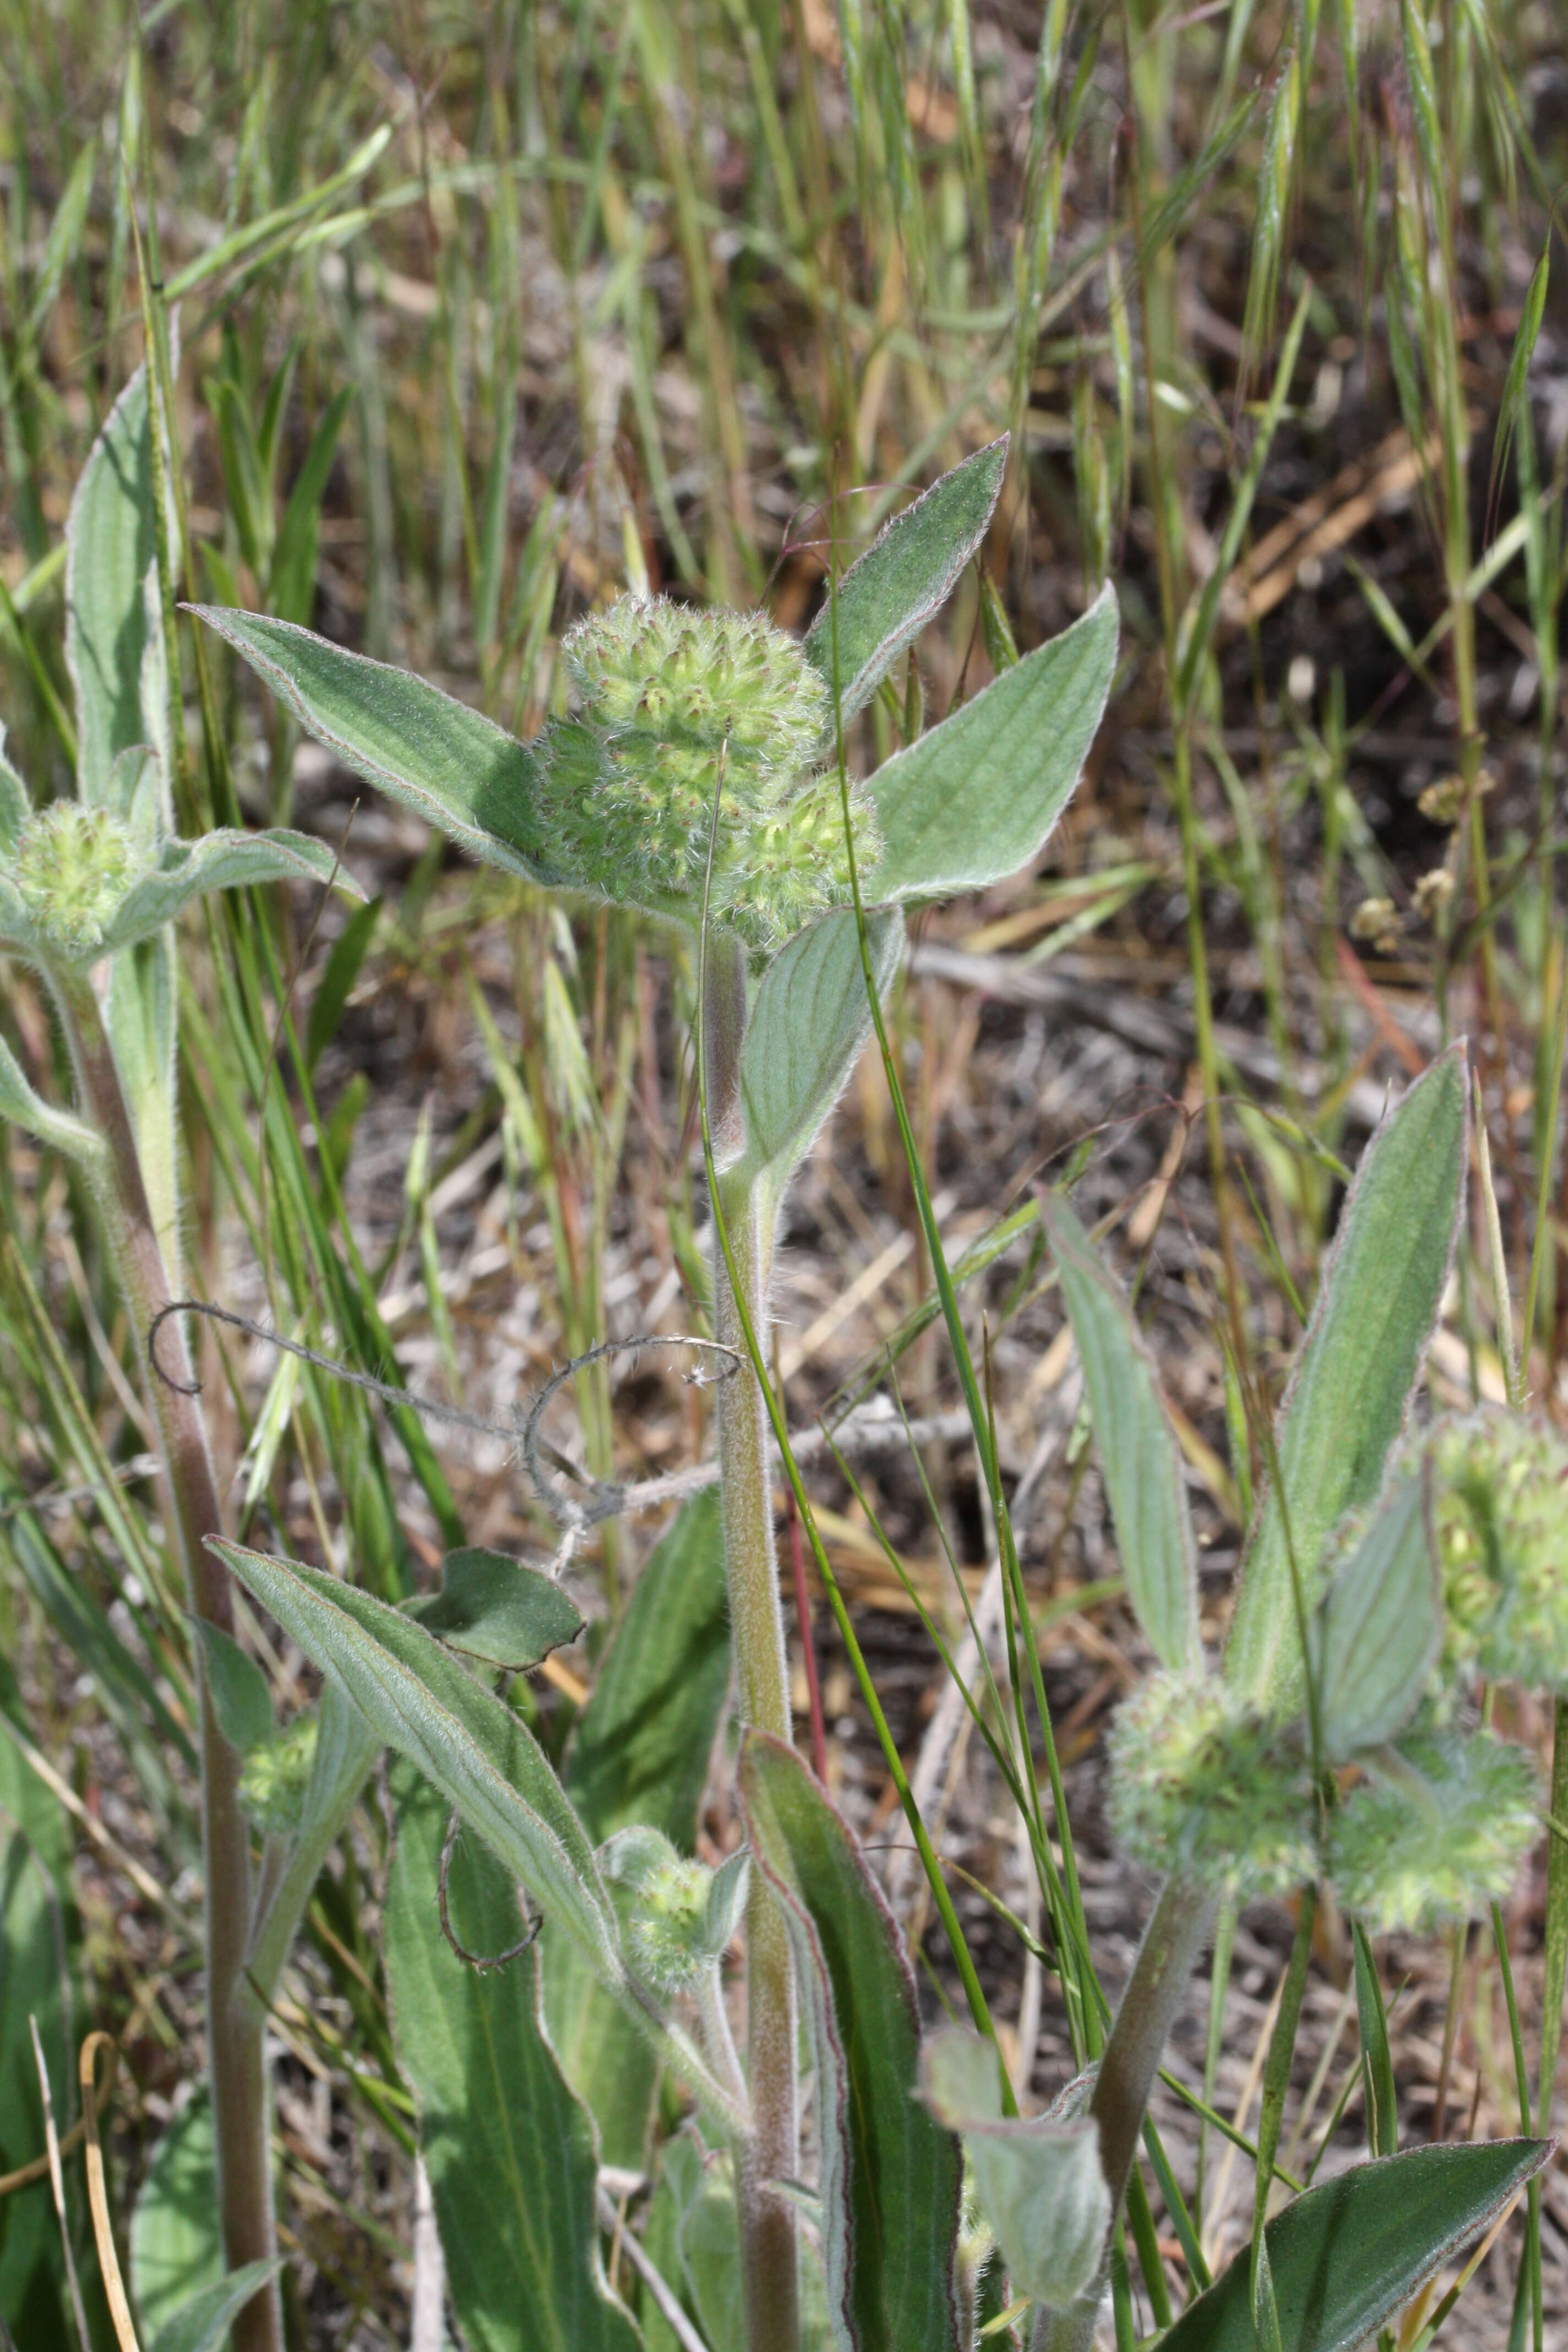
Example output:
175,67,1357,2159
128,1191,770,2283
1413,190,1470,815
804,439,1008,726
922,2028,1110,2311
209,1539,623,1981
740,1732,964,2352
1158,2139,1549,2352
66,358,173,807
100,826,364,955
1310,1471,1440,1763
1042,1190,1200,1672
548,1490,731,2170
192,1621,274,1756
0,1027,103,1167
866,585,1117,903
147,2263,284,2352
1226,1048,1466,1711
734,902,904,1204
384,1766,643,2352
187,607,550,880
246,1680,380,2011
405,1547,585,1670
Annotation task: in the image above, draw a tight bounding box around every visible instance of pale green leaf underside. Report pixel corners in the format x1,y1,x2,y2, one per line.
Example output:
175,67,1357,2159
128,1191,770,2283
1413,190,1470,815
187,606,550,880
867,584,1118,901
246,1680,379,2011
736,902,903,1197
803,437,1008,726
102,826,365,953
1225,1048,1466,1711
130,2099,224,2344
210,1540,623,1979
1158,2140,1548,2352
1043,1191,1199,1673
385,1768,643,2352
1311,1471,1440,1763
741,1732,963,2352
922,2027,1109,2310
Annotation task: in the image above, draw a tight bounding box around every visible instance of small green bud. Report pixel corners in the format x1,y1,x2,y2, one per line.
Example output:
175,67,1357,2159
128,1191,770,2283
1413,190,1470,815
237,1711,319,1840
536,596,881,950
14,802,142,959
1108,1670,1317,1897
625,1856,715,1992
1431,1408,1568,1695
1327,1728,1538,1935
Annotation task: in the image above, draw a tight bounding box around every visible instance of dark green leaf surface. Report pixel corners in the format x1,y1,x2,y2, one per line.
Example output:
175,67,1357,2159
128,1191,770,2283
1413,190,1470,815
1158,2140,1547,2352
1225,1048,1466,1711
193,1621,274,1757
1043,1190,1199,1672
187,607,549,880
407,1547,585,1670
385,1767,642,2352
867,586,1117,902
803,439,1008,726
740,1732,963,2352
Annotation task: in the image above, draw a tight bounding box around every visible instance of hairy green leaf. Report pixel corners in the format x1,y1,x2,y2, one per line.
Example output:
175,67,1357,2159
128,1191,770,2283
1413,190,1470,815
548,1493,731,2170
246,1680,379,2011
148,2263,284,2352
406,1548,585,1670
1226,1048,1466,1711
64,362,168,807
193,1621,274,1757
187,607,550,879
735,904,903,1202
0,725,28,843
0,1028,102,1166
1157,2140,1548,2352
384,1767,643,2352
1311,1472,1440,1763
922,2028,1109,2309
804,440,1008,726
210,1540,623,1980
1352,1925,1398,2160
102,827,364,954
867,586,1117,902
1042,1191,1199,1672
740,1732,963,2352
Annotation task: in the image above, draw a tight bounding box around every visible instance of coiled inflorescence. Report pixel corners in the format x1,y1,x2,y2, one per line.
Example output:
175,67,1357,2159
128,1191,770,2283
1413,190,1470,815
533,597,881,950
14,802,141,959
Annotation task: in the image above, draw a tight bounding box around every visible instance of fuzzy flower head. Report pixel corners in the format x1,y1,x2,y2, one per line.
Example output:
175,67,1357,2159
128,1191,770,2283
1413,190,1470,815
623,1855,715,1992
1108,1670,1317,1898
1431,1408,1568,1695
1326,1728,1538,1936
533,596,880,951
14,802,140,959
237,1712,319,1841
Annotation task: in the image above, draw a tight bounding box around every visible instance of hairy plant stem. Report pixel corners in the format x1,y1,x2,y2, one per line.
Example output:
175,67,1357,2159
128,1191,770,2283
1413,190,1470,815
704,939,800,2352
53,967,281,2352
1032,1875,1215,2352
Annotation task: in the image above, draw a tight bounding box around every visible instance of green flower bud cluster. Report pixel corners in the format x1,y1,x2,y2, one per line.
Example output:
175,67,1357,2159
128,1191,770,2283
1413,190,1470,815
236,1710,319,1841
600,1822,748,1995
1430,1408,1568,1695
14,802,143,960
1327,1728,1539,1937
1108,1672,1317,1898
533,597,881,950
